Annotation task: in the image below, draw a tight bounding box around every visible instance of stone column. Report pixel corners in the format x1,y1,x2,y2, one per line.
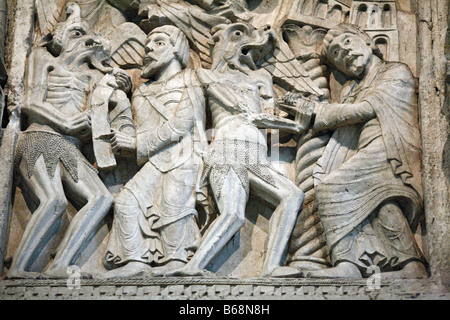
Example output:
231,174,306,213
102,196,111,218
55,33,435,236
0,0,35,275
417,0,450,287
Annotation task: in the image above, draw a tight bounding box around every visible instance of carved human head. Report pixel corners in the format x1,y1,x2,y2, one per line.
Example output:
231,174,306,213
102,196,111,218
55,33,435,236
141,25,189,79
323,24,382,79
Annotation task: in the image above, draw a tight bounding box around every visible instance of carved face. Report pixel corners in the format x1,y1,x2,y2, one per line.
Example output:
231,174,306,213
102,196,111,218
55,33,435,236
211,23,275,72
326,33,373,79
141,32,176,79
45,3,111,72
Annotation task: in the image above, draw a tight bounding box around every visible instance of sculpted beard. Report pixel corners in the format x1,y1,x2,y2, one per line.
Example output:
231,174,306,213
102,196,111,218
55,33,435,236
141,52,172,79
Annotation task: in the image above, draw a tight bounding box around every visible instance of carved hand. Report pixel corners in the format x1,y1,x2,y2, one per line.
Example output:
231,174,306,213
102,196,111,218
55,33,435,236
278,93,318,130
248,113,305,134
104,129,136,157
64,112,92,138
112,68,132,94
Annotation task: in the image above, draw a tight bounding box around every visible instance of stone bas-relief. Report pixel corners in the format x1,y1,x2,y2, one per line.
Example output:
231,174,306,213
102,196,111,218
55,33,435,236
169,22,307,278
0,0,447,292
275,24,427,279
102,25,207,278
7,3,135,279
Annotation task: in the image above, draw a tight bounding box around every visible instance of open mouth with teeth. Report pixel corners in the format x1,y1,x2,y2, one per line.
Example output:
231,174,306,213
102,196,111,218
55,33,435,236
85,39,103,48
238,26,274,69
239,36,272,70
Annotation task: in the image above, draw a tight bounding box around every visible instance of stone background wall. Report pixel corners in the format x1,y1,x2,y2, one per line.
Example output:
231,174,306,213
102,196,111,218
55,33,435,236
0,0,448,298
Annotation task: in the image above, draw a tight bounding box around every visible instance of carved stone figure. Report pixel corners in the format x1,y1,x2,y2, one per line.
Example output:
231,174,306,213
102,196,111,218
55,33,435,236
7,4,133,279
138,0,327,101
36,0,136,37
279,24,427,279
101,25,207,278
169,23,307,278
139,0,252,69
37,0,148,73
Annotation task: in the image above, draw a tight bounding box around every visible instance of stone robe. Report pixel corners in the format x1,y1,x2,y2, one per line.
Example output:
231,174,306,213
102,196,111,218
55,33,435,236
104,69,207,267
312,60,424,270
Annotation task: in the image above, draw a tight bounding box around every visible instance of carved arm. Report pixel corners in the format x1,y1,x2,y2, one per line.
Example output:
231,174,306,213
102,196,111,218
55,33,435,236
22,49,91,136
312,101,376,131
136,89,196,166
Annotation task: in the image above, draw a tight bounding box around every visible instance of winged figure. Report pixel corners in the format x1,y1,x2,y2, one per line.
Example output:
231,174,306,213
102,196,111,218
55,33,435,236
36,0,147,69
138,0,324,96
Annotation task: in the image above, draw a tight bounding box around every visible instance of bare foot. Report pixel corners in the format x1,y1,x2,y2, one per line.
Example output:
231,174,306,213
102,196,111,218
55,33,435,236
151,261,186,277
380,261,428,279
306,262,362,279
44,264,93,279
267,266,304,278
6,270,46,279
165,266,216,278
98,262,152,279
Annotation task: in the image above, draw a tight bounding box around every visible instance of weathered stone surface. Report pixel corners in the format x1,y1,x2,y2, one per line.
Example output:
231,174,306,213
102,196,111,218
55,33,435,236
0,0,448,300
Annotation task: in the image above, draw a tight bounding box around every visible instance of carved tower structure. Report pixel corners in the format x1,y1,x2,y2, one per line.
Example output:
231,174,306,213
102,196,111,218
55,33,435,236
349,0,399,61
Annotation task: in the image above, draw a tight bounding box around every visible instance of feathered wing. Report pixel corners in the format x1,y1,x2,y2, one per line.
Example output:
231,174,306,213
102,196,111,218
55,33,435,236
259,29,324,97
108,23,147,69
151,0,229,68
36,0,66,35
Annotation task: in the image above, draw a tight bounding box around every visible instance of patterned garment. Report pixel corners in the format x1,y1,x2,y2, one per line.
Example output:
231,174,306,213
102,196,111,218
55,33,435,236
15,130,97,182
202,139,277,198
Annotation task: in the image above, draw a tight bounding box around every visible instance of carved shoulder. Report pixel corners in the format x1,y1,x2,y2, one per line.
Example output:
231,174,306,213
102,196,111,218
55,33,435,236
379,62,414,84
196,68,216,88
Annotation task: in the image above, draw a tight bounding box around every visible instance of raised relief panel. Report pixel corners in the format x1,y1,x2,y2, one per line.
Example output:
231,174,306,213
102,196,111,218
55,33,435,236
1,1,448,299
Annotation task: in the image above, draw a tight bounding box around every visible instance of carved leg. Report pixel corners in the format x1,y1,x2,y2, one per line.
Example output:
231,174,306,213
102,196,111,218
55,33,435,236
168,168,248,277
44,162,113,278
248,168,304,277
99,188,153,279
374,201,427,279
7,157,68,279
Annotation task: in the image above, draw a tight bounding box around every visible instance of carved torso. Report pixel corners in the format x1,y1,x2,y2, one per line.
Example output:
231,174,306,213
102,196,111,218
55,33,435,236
200,68,267,144
26,60,100,134
132,73,185,132
46,65,90,116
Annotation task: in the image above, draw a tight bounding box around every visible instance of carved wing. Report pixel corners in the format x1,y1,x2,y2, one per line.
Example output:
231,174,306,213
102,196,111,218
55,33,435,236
259,29,325,97
108,23,147,69
36,0,66,35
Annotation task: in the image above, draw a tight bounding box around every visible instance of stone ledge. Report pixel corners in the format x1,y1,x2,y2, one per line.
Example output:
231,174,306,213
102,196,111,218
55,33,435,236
1,278,448,300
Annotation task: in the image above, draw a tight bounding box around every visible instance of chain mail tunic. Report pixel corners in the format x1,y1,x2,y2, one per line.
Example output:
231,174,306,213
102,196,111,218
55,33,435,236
15,130,97,183
202,139,277,198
